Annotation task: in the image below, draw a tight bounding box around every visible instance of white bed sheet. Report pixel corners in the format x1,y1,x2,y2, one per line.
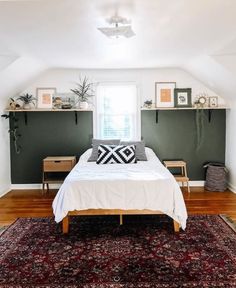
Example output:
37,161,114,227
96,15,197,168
52,147,188,229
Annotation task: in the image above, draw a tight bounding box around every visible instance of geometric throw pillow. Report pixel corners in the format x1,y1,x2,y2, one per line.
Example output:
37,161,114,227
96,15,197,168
96,145,137,164
88,139,120,162
120,140,147,161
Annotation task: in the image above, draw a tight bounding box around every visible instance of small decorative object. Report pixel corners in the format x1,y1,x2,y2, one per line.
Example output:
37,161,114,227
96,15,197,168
61,104,72,109
194,93,208,108
53,97,63,109
144,100,153,109
155,82,176,108
70,76,94,109
8,98,21,110
37,88,56,109
174,88,192,108
208,96,218,108
17,93,36,109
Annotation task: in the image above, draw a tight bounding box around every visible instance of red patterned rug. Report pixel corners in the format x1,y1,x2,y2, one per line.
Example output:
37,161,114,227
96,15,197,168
0,215,236,288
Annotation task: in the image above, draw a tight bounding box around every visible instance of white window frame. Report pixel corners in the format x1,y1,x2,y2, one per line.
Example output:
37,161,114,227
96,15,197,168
93,82,141,141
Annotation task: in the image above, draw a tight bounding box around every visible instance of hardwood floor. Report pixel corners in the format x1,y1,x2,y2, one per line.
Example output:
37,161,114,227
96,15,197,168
0,187,236,226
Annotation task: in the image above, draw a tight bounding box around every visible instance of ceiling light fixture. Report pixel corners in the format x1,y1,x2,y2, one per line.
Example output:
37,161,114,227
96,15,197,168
98,15,135,39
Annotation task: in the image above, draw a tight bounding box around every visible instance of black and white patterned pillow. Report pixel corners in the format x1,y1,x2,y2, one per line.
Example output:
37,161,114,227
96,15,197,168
97,145,137,164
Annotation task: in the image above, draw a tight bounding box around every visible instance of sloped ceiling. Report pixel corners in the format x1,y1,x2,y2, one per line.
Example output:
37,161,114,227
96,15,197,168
0,0,236,99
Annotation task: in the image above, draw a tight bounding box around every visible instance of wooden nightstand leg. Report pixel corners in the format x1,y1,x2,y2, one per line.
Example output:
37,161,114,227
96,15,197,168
187,181,190,193
46,183,49,192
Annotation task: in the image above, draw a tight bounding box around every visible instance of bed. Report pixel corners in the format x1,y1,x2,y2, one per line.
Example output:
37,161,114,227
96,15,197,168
52,147,188,233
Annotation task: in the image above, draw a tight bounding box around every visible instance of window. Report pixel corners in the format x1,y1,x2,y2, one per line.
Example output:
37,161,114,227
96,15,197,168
94,83,140,140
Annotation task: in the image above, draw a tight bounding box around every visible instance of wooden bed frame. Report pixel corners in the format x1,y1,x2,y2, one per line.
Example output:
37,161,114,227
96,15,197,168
62,209,180,233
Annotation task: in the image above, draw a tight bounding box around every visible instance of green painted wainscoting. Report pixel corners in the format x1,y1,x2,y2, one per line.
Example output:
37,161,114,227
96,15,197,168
141,109,225,180
10,111,93,184
10,109,225,183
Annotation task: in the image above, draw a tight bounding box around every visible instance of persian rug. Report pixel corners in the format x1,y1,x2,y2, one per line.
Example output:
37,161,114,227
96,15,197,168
0,215,236,288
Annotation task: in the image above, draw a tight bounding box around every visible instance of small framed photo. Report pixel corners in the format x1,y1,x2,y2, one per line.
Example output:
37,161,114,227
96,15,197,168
155,82,176,108
208,96,218,108
36,88,56,108
174,88,192,108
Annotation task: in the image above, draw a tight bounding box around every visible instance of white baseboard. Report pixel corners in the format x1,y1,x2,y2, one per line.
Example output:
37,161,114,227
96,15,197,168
0,184,11,197
189,181,204,187
11,183,61,190
228,182,236,193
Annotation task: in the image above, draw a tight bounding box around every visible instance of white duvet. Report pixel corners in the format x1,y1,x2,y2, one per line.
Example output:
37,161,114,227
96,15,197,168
52,147,188,229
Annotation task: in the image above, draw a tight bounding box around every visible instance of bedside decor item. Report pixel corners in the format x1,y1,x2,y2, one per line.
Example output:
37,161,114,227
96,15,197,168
143,100,152,109
208,96,218,108
174,88,192,108
70,76,94,109
42,156,76,192
155,82,176,108
37,88,56,109
17,93,36,109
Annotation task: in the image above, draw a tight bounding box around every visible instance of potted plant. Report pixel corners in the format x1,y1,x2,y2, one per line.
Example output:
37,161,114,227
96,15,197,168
17,93,36,109
70,76,94,109
144,100,153,109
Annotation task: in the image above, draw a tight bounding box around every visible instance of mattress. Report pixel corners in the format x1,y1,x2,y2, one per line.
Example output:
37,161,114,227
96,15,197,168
52,147,188,229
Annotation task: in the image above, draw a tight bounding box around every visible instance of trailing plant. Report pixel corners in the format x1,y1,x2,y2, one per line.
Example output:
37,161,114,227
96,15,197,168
195,108,205,150
144,100,152,108
70,76,95,104
1,113,21,154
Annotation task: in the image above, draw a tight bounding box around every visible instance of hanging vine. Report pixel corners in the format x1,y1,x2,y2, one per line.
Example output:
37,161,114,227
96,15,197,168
1,113,21,154
195,108,205,150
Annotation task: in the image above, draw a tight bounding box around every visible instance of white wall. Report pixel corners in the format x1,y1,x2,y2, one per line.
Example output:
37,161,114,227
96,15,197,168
226,100,236,192
0,96,11,196
0,56,46,196
185,55,236,192
25,67,224,106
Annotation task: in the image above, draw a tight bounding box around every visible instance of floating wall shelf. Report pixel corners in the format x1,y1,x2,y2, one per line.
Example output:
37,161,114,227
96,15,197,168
4,108,93,125
141,106,229,111
141,106,229,123
5,108,93,112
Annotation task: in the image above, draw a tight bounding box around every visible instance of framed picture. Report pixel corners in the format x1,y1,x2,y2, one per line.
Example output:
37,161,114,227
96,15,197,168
208,96,218,108
174,88,192,108
36,88,56,108
155,82,176,108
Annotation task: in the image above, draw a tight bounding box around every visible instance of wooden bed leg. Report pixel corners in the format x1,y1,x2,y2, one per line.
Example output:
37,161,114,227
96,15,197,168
62,216,69,234
173,220,180,232
120,214,123,225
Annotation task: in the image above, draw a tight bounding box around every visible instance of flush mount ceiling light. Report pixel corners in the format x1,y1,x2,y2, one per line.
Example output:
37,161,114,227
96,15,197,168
98,15,135,39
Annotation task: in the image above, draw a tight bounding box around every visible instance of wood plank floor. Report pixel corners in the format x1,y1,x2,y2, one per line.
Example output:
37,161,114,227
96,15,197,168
0,187,236,226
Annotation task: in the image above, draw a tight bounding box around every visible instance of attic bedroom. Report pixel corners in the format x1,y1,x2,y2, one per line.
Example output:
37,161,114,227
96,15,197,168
0,0,236,287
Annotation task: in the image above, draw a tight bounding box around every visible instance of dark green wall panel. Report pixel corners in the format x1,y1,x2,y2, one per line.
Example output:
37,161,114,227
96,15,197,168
10,111,93,184
10,109,225,183
141,110,226,180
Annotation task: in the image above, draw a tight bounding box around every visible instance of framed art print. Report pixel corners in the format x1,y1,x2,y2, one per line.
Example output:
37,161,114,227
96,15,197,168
37,88,56,109
174,88,192,108
208,96,218,108
155,82,176,108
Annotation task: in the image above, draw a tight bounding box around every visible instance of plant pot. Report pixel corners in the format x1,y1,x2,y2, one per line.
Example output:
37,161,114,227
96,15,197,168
23,103,32,110
79,101,89,109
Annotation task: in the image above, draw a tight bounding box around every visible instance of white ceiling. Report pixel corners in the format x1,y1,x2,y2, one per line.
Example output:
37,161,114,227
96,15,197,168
0,0,236,69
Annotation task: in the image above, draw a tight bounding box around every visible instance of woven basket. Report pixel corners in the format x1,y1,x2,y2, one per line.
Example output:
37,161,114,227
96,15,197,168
205,163,227,191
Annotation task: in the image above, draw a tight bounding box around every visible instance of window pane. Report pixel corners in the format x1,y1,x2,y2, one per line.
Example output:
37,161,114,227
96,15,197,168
96,84,138,140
